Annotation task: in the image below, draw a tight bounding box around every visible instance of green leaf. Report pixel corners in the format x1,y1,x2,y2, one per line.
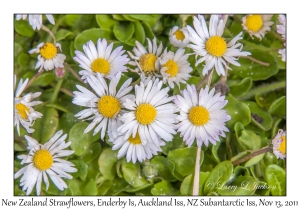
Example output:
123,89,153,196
121,162,150,188
106,177,130,195
245,101,273,131
180,172,210,195
265,164,286,195
238,129,261,150
173,76,201,95
231,50,278,81
204,160,233,195
241,39,276,52
228,77,252,97
68,122,99,156
31,73,55,87
151,180,173,195
113,22,135,42
65,14,81,27
96,14,118,30
32,108,59,144
98,148,118,180
161,133,184,155
55,29,74,41
128,15,154,21
224,95,251,129
122,15,138,22
74,28,114,50
133,21,145,44
45,103,70,113
167,147,197,179
82,142,101,163
141,22,155,40
112,14,127,21
255,91,278,110
58,112,80,133
268,96,286,118
244,154,265,167
97,179,113,195
150,156,176,181
82,179,97,195
17,53,30,69
230,150,251,163
14,42,23,57
14,19,34,37
69,160,88,178
217,176,257,196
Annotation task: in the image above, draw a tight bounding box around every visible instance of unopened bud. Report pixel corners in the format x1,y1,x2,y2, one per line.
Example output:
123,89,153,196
55,67,65,78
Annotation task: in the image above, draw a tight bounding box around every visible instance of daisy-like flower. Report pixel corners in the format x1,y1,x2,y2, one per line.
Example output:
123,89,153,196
72,72,134,139
169,26,190,48
277,15,286,62
14,76,43,135
128,38,163,79
242,14,273,40
158,48,192,88
187,15,251,76
74,38,129,82
117,79,177,146
29,42,66,71
16,14,55,30
110,131,164,163
14,130,77,195
174,85,231,147
272,129,286,159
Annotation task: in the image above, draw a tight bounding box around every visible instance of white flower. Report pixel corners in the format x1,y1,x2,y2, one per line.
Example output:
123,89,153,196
14,130,77,195
187,15,251,76
158,48,192,88
174,85,231,147
72,72,134,139
29,42,66,71
242,14,273,40
128,38,163,79
118,79,177,146
169,26,190,48
73,38,129,82
278,48,286,62
277,15,286,62
14,76,43,135
110,131,164,163
16,14,55,30
272,129,286,159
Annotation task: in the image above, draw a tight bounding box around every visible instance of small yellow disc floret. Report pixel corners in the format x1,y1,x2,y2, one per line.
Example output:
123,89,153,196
205,36,227,57
91,58,110,75
188,106,210,126
33,149,53,171
139,54,157,73
245,15,263,32
40,43,58,59
135,103,157,125
98,95,121,118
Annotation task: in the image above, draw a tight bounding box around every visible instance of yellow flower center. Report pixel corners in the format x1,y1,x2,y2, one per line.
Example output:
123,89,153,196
245,15,263,32
15,103,29,119
139,53,157,73
278,136,286,155
40,43,58,59
163,60,179,77
128,133,142,145
174,30,185,41
205,36,227,57
91,58,110,75
188,106,210,126
33,149,53,171
98,95,121,118
135,103,157,125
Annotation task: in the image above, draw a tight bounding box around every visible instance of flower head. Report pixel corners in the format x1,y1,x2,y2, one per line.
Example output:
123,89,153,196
74,38,129,82
272,129,286,159
14,76,43,135
169,26,190,48
242,14,273,40
72,72,134,139
29,42,66,71
14,130,77,195
174,85,231,147
187,15,250,76
277,15,286,62
16,14,55,30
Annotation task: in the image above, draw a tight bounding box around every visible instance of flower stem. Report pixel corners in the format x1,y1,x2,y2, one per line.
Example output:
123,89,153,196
64,62,83,83
50,79,63,103
241,56,270,66
232,145,272,166
41,25,56,44
196,68,213,91
23,69,44,91
130,78,141,87
236,81,286,100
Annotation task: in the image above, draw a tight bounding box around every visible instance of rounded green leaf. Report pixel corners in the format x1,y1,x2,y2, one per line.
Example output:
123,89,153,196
255,91,277,110
14,19,34,37
45,103,70,113
173,76,201,95
268,96,286,118
141,22,155,39
225,95,251,129
97,179,113,195
239,129,261,150
96,14,118,30
122,15,138,22
245,101,273,131
151,180,173,195
74,28,114,50
244,153,265,167
167,147,197,178
128,15,154,21
217,176,257,195
98,148,118,180
68,122,99,156
204,160,233,195
58,112,80,132
14,42,23,57
112,14,127,21
82,179,97,195
133,21,145,44
230,150,251,163
150,156,176,181
55,29,74,41
180,172,210,195
106,177,130,195
82,142,101,163
228,77,252,97
113,22,135,42
69,160,88,178
121,162,150,188
17,53,30,69
265,164,286,195
31,72,55,87
161,133,184,155
32,108,59,144
86,158,100,180
231,50,278,81
65,14,81,27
